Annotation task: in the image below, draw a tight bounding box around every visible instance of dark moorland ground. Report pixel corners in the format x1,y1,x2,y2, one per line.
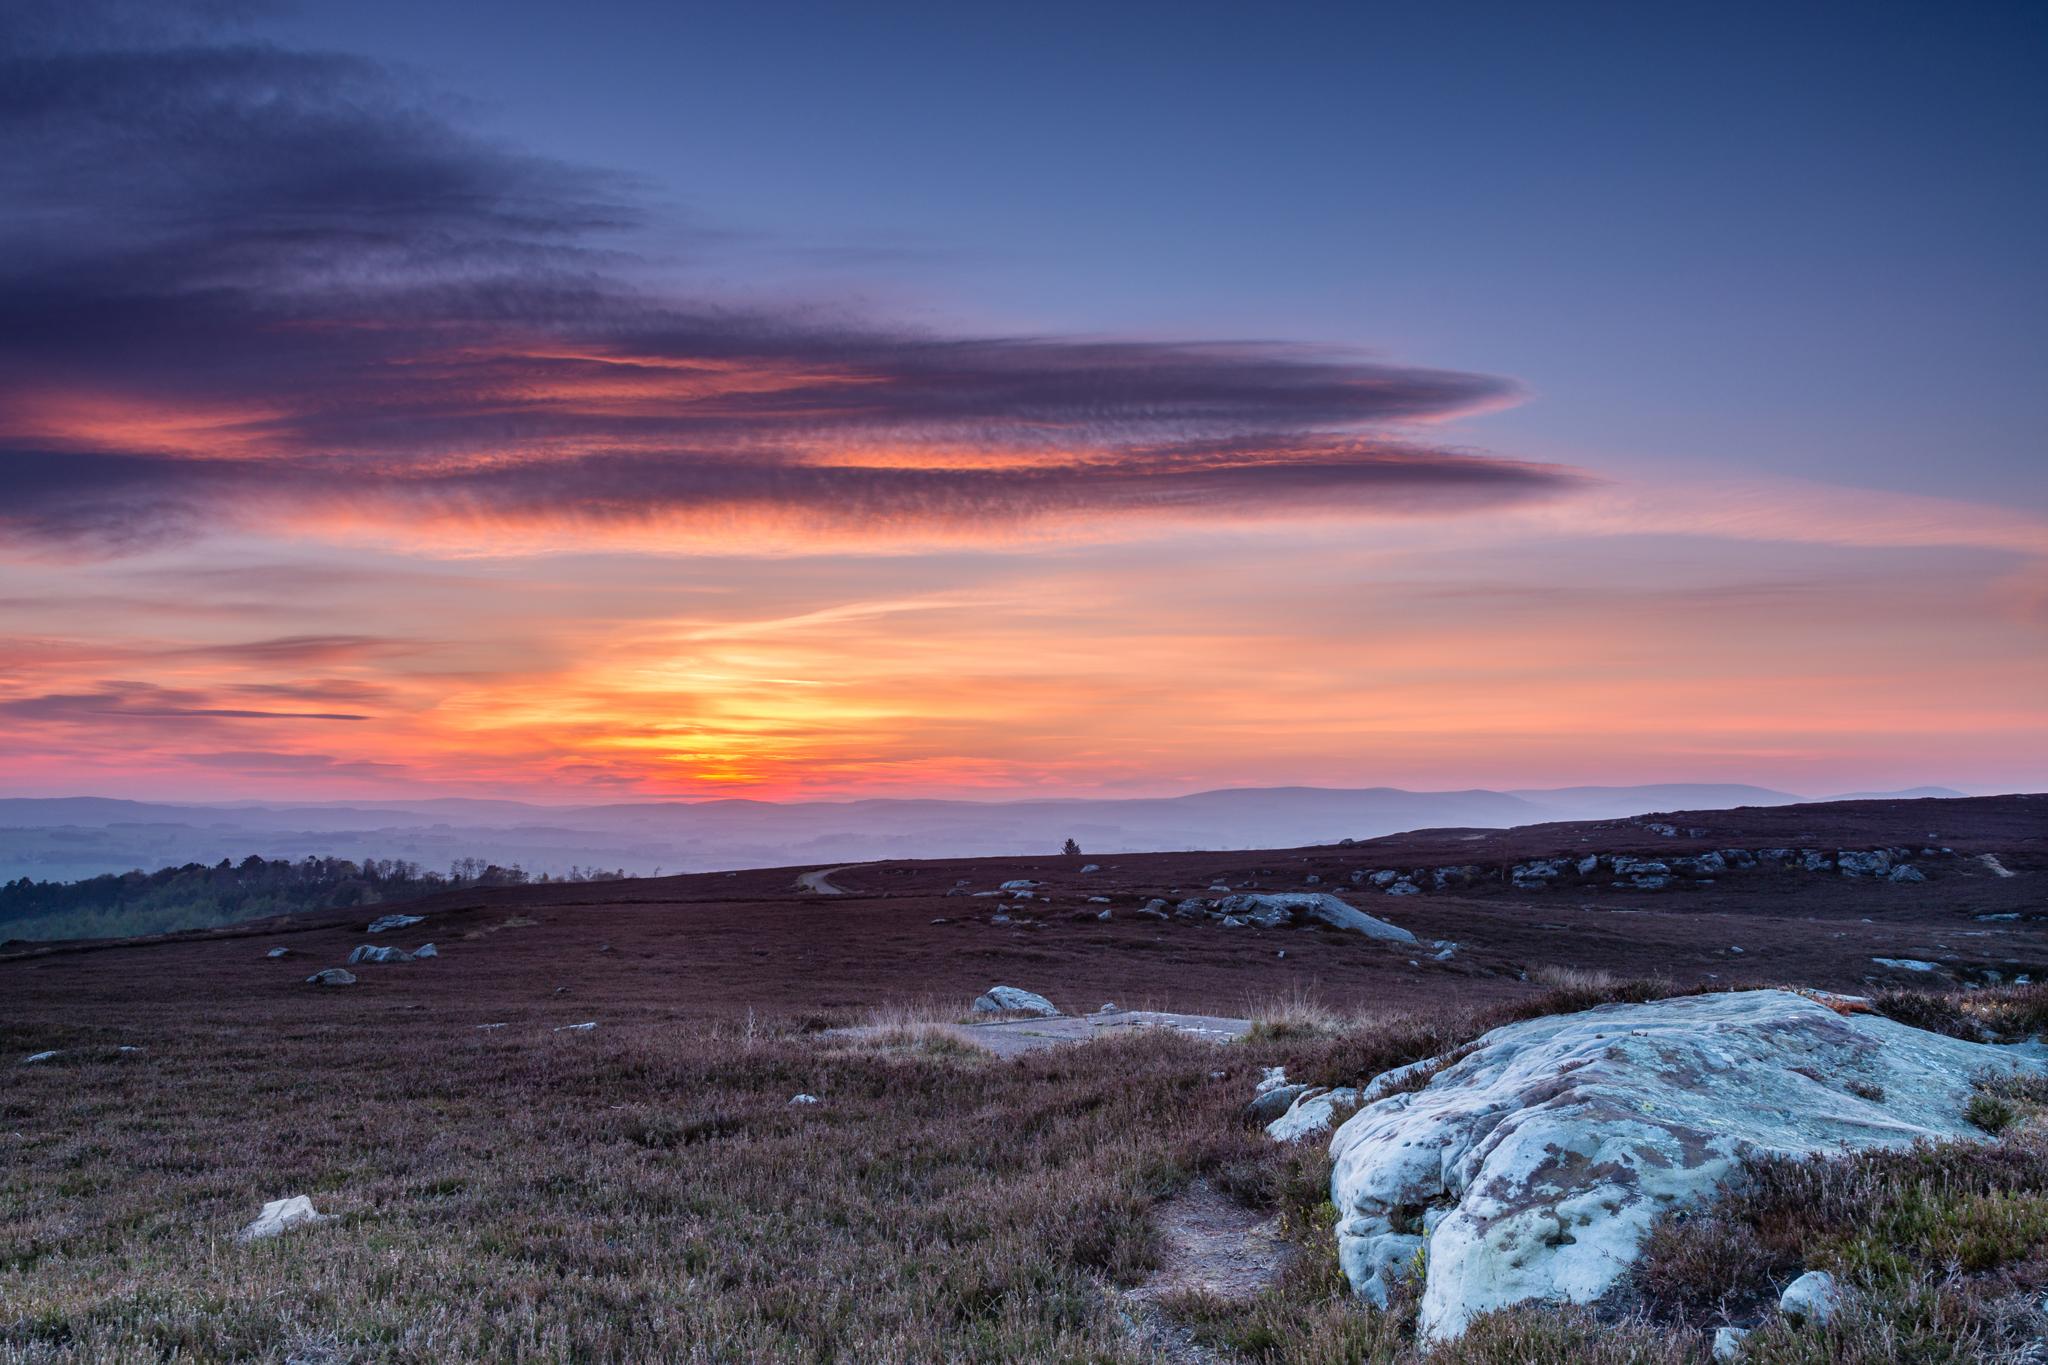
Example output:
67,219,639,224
2,795,2045,1362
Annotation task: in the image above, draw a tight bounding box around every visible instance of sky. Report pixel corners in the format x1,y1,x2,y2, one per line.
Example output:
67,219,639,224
0,0,2043,803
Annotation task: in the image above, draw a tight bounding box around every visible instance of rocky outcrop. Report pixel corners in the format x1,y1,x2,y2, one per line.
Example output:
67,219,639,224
1327,989,2047,1340
1214,893,1417,943
972,985,1059,1017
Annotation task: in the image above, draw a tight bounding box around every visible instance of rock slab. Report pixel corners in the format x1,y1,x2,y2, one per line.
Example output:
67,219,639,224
1328,989,2047,1340
973,985,1059,1017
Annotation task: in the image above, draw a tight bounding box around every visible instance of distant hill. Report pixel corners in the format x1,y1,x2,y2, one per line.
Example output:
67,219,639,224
0,782,1981,883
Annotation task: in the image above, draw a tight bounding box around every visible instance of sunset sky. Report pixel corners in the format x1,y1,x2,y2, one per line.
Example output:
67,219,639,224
2,0,2043,802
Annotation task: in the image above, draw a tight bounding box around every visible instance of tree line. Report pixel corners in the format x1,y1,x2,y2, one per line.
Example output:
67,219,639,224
0,854,631,942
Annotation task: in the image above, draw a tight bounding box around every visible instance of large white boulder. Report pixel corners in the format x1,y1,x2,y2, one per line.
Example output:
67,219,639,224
1328,989,2047,1340
1214,893,1417,943
972,985,1059,1017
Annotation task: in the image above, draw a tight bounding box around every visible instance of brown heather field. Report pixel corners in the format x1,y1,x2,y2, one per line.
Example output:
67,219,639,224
3,796,2046,1362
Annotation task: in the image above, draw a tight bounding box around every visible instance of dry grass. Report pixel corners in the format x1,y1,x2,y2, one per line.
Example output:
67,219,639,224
5,977,2043,1363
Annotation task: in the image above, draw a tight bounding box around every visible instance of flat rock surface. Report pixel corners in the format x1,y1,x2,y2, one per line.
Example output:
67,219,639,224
835,1010,1252,1058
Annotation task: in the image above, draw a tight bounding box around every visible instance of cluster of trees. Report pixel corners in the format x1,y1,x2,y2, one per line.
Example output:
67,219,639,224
0,854,632,942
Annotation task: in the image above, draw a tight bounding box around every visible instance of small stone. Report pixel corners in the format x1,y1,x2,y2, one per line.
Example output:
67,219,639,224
553,1021,597,1032
1778,1269,1841,1324
366,913,424,934
265,947,290,959
305,968,356,986
1711,1325,1749,1360
22,1050,59,1065
413,943,438,958
237,1195,327,1242
1097,1002,1119,1014
788,1093,820,1106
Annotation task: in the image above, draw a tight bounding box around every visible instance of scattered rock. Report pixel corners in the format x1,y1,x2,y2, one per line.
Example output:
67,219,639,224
413,943,438,958
1097,1002,1120,1014
1254,1065,1290,1095
305,969,356,987
265,947,291,959
1712,1325,1749,1360
1267,1086,1361,1142
237,1195,327,1242
1246,1082,1312,1124
998,879,1036,891
1328,989,2048,1341
1888,864,1926,883
1838,850,1891,878
1872,957,1941,972
1216,893,1417,943
475,1023,508,1030
971,985,1059,1017
1079,864,1100,873
347,944,414,965
22,1050,59,1065
788,1093,820,1106
553,1021,597,1032
1086,895,1111,903
366,913,424,934
1096,909,1112,921
1386,881,1421,896
1778,1269,1842,1324
1207,882,1232,893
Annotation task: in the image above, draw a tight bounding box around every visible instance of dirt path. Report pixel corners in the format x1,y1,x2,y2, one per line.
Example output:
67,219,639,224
793,864,856,894
1120,1181,1294,1362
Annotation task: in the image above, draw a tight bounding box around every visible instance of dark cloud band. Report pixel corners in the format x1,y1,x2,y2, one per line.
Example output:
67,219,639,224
0,5,1567,557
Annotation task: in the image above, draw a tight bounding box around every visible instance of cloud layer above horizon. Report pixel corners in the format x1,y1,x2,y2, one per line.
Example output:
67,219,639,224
1,3,2041,803
0,8,1573,557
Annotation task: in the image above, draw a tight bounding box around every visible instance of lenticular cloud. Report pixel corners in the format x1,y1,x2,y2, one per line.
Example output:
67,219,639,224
0,4,1572,556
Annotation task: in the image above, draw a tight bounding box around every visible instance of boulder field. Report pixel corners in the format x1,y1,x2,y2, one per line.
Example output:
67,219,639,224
1325,989,2048,1340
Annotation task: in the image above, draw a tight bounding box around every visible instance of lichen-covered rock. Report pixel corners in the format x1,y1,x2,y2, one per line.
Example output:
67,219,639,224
1214,893,1416,942
972,985,1058,1017
1328,989,2047,1340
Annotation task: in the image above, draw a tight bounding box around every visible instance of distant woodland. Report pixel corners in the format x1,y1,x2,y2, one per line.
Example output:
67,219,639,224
0,855,630,942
